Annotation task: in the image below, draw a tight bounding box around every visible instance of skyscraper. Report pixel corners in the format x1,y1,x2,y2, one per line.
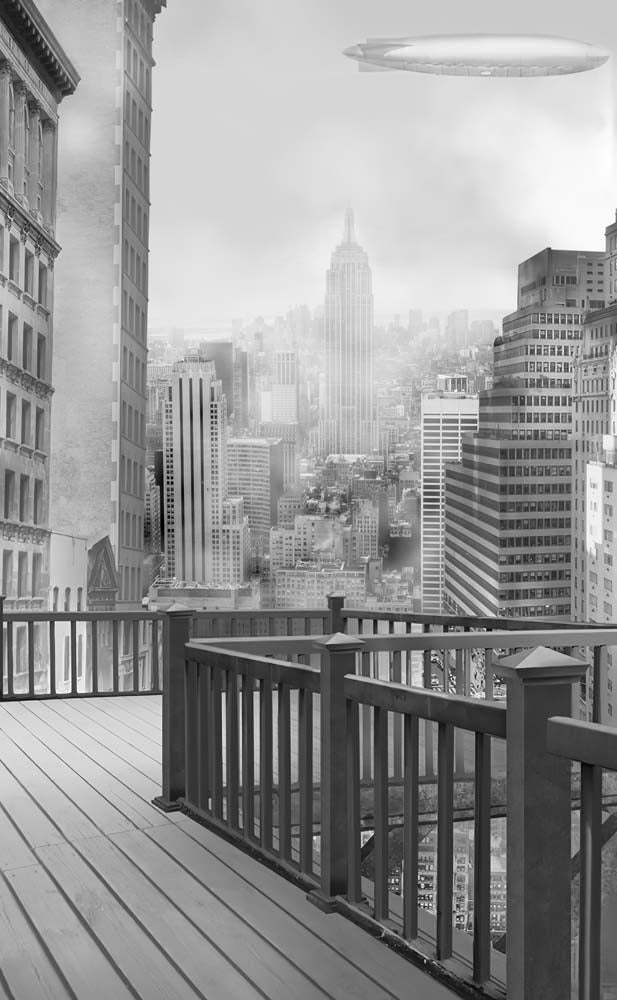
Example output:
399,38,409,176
444,247,604,619
0,4,78,613
37,0,167,609
421,379,479,613
319,209,376,455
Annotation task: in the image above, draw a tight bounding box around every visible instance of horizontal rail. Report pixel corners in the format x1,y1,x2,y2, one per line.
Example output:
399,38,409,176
3,611,165,622
353,629,617,653
188,635,325,656
344,675,506,738
192,607,331,620
185,642,321,692
342,608,608,631
547,716,617,770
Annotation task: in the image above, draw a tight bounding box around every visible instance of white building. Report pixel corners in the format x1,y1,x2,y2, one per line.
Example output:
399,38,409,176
421,386,479,613
274,562,367,609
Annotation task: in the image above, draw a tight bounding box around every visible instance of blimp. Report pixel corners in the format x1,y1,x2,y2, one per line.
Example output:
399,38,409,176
343,34,610,77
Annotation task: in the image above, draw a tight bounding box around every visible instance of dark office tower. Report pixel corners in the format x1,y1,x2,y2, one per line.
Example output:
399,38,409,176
444,247,604,619
199,340,234,417
319,209,377,455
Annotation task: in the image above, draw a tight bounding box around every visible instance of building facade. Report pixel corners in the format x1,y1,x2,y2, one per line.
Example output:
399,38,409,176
444,247,604,619
226,437,285,550
37,0,167,609
0,2,78,621
319,209,377,455
421,385,479,613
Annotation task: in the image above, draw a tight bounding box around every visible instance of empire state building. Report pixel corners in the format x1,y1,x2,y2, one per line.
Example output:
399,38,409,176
319,209,377,456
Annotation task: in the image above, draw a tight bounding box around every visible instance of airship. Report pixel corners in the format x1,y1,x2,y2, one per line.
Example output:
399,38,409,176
343,34,610,77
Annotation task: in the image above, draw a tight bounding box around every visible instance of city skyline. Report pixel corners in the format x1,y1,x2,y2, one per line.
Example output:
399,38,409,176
142,0,615,326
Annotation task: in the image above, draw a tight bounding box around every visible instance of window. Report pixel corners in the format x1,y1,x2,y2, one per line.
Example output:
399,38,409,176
2,550,12,595
5,392,16,438
24,251,34,296
31,553,41,598
19,475,29,521
22,324,32,371
8,236,19,283
64,587,71,612
20,400,30,444
7,312,17,361
7,83,14,181
38,263,47,307
3,470,15,519
33,479,42,524
77,587,83,611
37,334,46,379
17,551,27,597
34,407,44,450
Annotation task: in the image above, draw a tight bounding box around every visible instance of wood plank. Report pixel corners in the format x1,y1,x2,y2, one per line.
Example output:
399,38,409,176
0,874,71,1000
81,697,163,743
41,699,161,775
0,711,135,838
5,702,168,831
174,820,456,998
0,730,99,843
0,760,65,851
110,828,329,1000
55,698,161,759
100,696,161,731
0,800,37,872
35,842,201,1000
4,865,135,1000
72,834,265,1000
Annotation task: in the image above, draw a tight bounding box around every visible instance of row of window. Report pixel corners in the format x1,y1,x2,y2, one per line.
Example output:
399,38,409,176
0,228,49,305
3,310,47,378
121,345,146,394
499,587,570,600
124,138,149,196
120,401,145,446
511,412,571,423
120,455,144,497
123,188,148,245
499,518,571,530
1,548,42,598
118,562,142,602
501,500,570,513
125,35,151,99
123,236,147,294
125,91,150,150
3,470,44,524
121,289,147,343
4,392,45,449
121,511,143,549
1,82,46,205
500,534,571,548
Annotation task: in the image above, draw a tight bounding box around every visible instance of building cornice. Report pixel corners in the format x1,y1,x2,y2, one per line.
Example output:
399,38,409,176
0,186,61,257
0,518,49,543
0,0,79,99
0,357,54,399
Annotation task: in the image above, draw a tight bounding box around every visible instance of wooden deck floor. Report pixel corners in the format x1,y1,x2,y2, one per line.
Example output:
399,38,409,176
0,695,456,1000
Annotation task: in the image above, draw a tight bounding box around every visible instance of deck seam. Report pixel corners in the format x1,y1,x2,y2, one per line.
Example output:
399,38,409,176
44,699,161,761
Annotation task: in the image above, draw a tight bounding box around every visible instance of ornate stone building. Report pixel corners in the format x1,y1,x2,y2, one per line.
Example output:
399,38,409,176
0,1,78,611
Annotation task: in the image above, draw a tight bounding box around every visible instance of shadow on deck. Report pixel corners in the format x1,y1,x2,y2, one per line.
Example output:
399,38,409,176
0,696,455,1000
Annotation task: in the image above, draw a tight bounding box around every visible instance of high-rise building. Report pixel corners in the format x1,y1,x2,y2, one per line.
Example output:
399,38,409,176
163,362,224,583
445,247,604,619
421,382,479,613
37,0,168,609
271,350,298,423
0,4,78,613
226,437,285,549
319,209,377,455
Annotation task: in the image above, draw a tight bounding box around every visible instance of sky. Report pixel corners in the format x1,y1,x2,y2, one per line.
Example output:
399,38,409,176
147,0,616,330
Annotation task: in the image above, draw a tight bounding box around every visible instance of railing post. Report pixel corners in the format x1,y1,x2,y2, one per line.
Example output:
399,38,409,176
499,645,588,1000
309,632,364,911
327,593,345,635
152,609,194,812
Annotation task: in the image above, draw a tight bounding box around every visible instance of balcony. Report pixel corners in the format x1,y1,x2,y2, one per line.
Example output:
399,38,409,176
1,599,617,998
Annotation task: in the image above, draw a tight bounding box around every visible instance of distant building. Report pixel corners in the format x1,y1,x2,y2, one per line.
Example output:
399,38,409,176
0,3,78,619
274,561,367,609
227,438,285,549
319,210,377,455
421,386,479,613
259,421,298,491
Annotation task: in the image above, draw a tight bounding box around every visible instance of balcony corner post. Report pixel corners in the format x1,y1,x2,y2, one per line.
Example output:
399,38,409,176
308,632,364,912
499,645,588,1000
152,609,195,812
327,593,346,634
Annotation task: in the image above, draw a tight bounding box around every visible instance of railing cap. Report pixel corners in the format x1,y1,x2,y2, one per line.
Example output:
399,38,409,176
315,632,365,652
498,645,589,684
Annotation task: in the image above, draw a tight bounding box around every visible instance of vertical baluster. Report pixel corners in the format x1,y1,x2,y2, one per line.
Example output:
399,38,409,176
48,619,55,695
405,620,412,685
132,619,140,692
579,761,602,1000
437,721,454,960
592,645,607,724
485,645,493,700
91,620,99,695
198,659,210,811
6,620,13,697
403,714,419,940
358,618,372,780
70,619,77,694
423,624,434,777
260,669,273,852
112,620,119,693
346,698,362,903
473,732,491,985
298,687,313,876
374,705,389,922
226,662,240,830
242,671,255,839
391,647,403,779
151,618,160,692
184,660,198,807
277,682,291,861
27,620,35,696
454,647,466,776
211,665,223,818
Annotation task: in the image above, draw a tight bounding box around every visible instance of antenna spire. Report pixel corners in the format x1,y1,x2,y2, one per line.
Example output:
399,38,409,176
343,205,356,243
